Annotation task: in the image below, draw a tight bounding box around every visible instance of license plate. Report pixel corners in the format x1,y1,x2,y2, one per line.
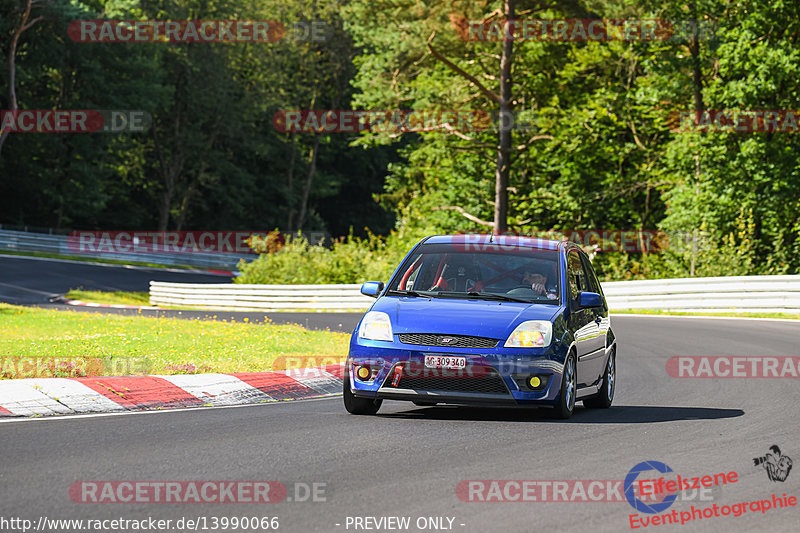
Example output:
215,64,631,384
424,355,466,369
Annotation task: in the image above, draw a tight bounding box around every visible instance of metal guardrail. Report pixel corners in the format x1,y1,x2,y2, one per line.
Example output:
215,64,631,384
150,282,373,311
150,276,800,313
602,275,800,313
0,229,250,271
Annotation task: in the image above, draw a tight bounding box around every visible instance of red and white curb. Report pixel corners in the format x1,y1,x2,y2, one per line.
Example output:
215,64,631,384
0,364,344,417
60,298,164,310
206,269,237,276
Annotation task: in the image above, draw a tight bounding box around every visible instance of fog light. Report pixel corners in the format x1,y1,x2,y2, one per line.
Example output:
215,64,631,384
356,365,371,380
512,373,550,391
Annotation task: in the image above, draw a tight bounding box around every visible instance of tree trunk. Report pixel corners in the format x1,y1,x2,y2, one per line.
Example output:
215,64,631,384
158,189,172,232
493,0,515,234
297,133,321,232
689,12,705,116
175,183,194,232
175,126,217,231
689,1,704,277
0,0,41,158
286,132,297,232
152,125,183,232
55,202,63,231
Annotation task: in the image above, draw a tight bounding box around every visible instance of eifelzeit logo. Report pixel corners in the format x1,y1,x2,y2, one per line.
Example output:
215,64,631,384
754,446,793,482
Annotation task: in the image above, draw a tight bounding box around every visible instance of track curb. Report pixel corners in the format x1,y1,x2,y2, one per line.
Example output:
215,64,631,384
57,297,164,310
0,364,344,418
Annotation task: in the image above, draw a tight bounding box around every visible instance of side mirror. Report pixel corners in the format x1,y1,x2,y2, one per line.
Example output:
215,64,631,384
360,281,385,298
579,291,603,308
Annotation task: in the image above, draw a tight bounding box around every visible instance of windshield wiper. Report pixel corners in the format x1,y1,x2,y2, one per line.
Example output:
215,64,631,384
464,291,531,303
386,289,431,298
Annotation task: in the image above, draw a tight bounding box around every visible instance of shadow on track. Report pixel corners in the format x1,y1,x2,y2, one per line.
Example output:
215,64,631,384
378,405,744,424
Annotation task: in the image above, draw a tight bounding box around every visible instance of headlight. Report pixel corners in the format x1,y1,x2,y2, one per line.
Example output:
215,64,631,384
358,311,394,341
504,320,553,348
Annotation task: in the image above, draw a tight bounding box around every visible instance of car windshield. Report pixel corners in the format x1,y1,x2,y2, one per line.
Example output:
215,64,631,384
386,242,561,304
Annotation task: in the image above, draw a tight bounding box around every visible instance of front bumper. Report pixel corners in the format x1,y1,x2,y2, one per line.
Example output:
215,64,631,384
347,335,569,406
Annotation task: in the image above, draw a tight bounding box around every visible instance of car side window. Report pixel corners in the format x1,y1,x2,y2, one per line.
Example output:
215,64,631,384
579,253,602,295
567,250,584,301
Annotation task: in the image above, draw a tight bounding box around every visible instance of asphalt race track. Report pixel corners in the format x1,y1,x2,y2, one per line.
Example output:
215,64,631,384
0,255,230,305
2,313,799,532
0,255,359,331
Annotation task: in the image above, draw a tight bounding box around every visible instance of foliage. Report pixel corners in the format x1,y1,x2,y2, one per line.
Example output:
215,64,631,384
2,0,800,280
0,0,394,236
236,225,434,284
339,0,800,280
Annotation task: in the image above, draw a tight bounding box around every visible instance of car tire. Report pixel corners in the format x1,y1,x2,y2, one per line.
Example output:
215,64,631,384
553,352,576,419
584,349,615,409
343,374,382,415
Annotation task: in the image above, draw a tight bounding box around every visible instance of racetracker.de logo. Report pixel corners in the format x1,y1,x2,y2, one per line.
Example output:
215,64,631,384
456,478,717,503
457,480,626,502
666,356,800,378
69,481,287,503
66,231,267,255
68,481,327,504
0,356,150,378
670,110,800,133
272,356,344,371
273,109,492,134
0,110,150,134
450,17,716,42
68,20,285,43
273,109,549,134
451,231,669,253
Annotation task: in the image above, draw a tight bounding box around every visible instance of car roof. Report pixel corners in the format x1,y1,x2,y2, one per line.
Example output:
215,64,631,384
423,234,565,251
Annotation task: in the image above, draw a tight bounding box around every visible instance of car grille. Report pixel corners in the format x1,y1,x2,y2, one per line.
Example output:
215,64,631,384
398,333,499,349
387,367,509,395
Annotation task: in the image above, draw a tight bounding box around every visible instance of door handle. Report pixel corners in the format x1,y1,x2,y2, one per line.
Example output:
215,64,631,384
595,317,602,324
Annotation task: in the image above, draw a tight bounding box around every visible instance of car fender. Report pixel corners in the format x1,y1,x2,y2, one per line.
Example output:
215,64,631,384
552,312,573,363
606,327,615,349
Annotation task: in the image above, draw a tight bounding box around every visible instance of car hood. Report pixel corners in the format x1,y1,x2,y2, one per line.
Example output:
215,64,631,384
370,296,562,339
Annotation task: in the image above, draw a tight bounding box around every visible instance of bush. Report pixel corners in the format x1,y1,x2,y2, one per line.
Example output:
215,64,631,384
237,222,789,285
235,229,426,285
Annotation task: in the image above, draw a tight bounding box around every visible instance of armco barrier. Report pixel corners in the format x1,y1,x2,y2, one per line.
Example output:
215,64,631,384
602,275,800,313
150,275,800,313
0,228,250,270
149,282,374,311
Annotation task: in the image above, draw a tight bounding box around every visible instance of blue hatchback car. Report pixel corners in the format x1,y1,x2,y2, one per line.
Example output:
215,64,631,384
344,234,616,419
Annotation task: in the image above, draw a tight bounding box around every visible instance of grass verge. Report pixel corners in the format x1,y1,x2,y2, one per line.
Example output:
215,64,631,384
0,303,348,378
612,309,800,319
65,289,151,306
